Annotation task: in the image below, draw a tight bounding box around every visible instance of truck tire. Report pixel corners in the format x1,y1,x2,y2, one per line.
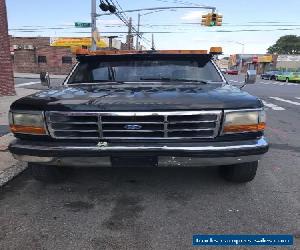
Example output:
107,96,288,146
30,163,69,183
219,161,258,183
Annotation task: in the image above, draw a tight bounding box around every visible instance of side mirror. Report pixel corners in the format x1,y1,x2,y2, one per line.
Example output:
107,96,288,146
245,70,257,84
40,72,50,88
240,70,256,89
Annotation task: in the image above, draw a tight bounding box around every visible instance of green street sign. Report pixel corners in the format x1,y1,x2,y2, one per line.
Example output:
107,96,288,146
75,22,91,28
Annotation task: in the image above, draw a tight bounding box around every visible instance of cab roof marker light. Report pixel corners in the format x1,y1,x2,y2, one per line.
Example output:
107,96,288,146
209,47,223,55
74,48,209,56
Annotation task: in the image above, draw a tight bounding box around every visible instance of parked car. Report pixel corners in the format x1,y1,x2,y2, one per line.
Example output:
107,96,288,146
226,69,239,75
260,71,280,80
8,49,269,183
276,72,300,82
220,68,227,74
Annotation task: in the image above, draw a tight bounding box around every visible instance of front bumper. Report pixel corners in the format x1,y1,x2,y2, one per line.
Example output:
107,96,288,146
9,137,269,167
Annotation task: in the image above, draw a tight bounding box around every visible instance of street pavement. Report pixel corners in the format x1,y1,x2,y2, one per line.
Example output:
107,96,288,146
0,75,299,249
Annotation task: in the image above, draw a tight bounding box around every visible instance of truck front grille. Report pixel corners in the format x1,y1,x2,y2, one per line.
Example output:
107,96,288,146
46,111,222,140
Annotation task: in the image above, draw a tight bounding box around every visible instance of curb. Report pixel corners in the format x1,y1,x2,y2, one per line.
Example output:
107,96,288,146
0,162,27,186
0,133,27,186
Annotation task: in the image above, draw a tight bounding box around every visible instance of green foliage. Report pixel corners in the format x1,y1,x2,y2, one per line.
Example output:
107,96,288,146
267,35,300,54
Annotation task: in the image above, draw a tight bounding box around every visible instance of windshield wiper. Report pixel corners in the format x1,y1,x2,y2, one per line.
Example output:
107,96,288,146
140,77,172,81
140,77,212,84
68,80,125,85
171,78,211,84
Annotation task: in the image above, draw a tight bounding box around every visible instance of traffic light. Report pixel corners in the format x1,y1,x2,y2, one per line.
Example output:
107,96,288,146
201,12,223,27
201,13,212,26
216,14,223,26
99,0,116,13
211,13,217,26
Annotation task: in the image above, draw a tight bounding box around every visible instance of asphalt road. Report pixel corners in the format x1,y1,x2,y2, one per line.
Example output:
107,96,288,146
0,76,299,249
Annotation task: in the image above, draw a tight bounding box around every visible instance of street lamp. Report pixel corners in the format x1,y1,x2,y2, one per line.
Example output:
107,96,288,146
136,9,168,50
235,42,245,72
224,40,245,72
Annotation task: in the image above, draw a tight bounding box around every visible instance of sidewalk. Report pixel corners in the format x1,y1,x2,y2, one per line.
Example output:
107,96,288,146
0,87,39,186
14,72,67,79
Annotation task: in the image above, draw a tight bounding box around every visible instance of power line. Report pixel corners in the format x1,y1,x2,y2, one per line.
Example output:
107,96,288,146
10,21,300,30
155,0,204,7
10,27,300,34
104,0,152,47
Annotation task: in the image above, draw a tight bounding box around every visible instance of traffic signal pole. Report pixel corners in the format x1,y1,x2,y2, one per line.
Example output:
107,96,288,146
135,13,141,50
91,0,97,51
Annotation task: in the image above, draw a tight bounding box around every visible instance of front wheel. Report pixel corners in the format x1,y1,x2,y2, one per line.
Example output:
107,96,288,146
219,161,258,183
30,163,70,183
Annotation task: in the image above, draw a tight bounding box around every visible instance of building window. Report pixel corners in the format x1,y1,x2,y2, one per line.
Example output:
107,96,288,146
62,56,72,64
38,55,47,63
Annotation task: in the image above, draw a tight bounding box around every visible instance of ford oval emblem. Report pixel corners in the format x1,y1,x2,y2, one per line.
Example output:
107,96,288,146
124,124,142,130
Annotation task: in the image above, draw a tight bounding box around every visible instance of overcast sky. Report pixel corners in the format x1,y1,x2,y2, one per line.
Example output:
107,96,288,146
6,0,300,55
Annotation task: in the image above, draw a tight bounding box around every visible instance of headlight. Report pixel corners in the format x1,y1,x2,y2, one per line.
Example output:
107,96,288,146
9,111,47,135
222,109,266,134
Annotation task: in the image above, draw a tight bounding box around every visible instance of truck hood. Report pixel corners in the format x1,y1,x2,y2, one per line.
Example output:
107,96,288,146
11,83,263,111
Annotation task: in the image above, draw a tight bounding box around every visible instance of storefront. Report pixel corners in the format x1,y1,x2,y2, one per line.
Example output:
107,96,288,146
229,54,276,74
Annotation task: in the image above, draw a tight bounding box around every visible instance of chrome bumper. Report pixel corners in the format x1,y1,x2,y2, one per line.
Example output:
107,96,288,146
10,137,269,167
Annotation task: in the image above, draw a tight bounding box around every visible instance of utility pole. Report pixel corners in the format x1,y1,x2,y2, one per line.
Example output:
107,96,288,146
126,17,133,50
135,13,141,50
91,0,97,51
151,34,155,50
107,36,118,49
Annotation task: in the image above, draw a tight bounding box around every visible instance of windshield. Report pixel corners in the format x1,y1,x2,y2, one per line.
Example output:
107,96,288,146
67,59,223,84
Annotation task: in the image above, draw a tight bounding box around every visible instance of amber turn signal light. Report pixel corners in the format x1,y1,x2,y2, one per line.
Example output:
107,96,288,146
223,123,266,133
10,125,46,135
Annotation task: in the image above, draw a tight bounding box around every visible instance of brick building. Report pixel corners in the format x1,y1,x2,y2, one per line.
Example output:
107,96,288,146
0,0,15,96
10,36,128,75
11,37,75,75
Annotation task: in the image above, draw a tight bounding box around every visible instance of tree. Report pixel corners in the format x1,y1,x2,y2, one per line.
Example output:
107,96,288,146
267,35,300,54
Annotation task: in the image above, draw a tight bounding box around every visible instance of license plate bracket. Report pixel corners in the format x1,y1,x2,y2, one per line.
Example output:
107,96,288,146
111,156,158,167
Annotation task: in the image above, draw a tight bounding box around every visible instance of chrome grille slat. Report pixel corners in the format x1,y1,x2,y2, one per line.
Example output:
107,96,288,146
168,120,217,124
52,130,99,132
46,111,222,140
102,122,164,124
103,130,165,132
168,129,215,132
48,121,98,125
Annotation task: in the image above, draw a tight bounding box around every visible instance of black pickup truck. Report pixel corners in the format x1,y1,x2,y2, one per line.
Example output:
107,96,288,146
8,50,268,183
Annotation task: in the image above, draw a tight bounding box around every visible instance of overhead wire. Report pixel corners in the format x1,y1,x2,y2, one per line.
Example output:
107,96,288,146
105,0,152,46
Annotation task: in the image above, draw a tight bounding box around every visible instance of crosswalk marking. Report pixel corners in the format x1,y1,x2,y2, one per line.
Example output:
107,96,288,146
270,97,300,106
16,81,40,87
262,100,285,110
258,81,299,86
